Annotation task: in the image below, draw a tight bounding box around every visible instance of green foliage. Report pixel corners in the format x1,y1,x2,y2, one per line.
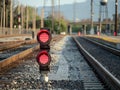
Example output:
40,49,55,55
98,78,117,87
36,15,41,20
44,19,52,29
0,0,66,32
59,19,67,33
72,24,81,33
44,17,67,34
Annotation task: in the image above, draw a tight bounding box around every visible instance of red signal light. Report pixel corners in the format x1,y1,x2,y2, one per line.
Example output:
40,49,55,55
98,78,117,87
37,50,51,66
36,28,51,71
39,33,49,43
37,29,51,45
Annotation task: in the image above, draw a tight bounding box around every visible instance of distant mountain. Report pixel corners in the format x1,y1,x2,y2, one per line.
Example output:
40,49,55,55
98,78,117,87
37,0,120,21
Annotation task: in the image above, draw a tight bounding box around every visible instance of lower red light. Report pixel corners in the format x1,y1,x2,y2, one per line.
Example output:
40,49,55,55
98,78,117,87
37,51,51,66
39,54,49,64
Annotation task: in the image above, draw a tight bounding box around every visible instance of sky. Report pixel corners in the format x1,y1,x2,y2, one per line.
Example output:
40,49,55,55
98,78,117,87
18,0,86,7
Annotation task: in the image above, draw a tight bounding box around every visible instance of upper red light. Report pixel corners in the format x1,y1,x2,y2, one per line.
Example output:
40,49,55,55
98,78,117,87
37,29,51,45
39,32,49,43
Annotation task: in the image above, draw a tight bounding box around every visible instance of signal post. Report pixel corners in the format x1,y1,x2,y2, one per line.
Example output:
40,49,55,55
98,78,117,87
36,28,52,88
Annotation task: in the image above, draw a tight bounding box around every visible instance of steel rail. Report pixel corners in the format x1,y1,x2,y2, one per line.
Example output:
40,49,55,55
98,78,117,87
83,37,120,56
73,37,120,90
0,45,39,71
0,35,64,72
0,40,36,51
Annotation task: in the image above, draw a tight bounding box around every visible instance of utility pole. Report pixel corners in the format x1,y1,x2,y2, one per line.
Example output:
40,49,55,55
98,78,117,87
3,0,6,29
90,0,94,34
26,6,29,31
43,0,46,10
41,8,44,28
32,8,36,39
51,0,54,33
58,0,60,22
73,0,76,23
33,8,36,31
6,9,8,27
99,4,102,34
21,5,24,30
114,0,118,36
1,8,3,28
41,0,46,28
10,0,13,34
58,0,60,32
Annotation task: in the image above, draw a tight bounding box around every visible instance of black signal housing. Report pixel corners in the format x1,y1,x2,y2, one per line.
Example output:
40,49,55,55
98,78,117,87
36,28,51,72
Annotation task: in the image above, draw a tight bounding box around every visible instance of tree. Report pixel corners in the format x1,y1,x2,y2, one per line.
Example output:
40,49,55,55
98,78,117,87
13,5,40,29
44,15,67,34
0,0,11,27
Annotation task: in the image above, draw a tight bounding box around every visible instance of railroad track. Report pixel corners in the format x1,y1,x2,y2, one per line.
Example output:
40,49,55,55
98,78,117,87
0,35,108,90
0,43,39,73
0,35,65,73
83,37,120,56
0,40,36,51
0,43,37,61
73,36,120,90
0,35,66,89
3,35,119,90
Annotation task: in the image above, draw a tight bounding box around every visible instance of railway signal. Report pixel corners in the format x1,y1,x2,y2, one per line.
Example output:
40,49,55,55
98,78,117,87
36,28,52,72
18,14,21,29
